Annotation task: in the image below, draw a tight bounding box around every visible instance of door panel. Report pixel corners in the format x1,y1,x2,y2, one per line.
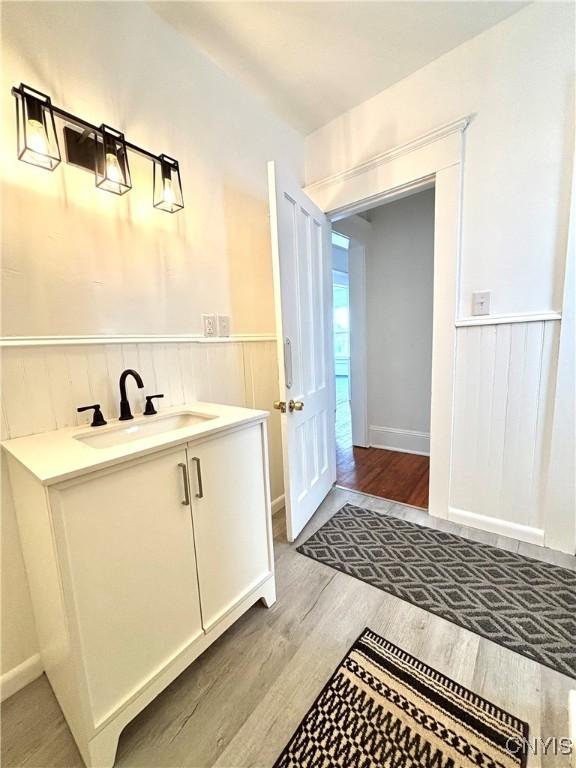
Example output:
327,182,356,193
268,162,336,541
189,425,271,631
53,448,203,726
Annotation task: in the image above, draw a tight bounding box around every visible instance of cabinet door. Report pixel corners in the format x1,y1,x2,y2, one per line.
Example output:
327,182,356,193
52,448,203,727
189,424,272,631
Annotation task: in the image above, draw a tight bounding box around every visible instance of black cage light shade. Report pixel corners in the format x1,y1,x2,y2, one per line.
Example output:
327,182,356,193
95,124,132,195
15,84,61,170
153,154,184,212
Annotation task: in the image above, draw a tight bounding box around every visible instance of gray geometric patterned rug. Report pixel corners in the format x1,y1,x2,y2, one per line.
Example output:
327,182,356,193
297,504,576,679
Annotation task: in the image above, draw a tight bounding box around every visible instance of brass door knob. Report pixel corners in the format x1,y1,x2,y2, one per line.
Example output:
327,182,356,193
273,400,287,413
288,400,304,412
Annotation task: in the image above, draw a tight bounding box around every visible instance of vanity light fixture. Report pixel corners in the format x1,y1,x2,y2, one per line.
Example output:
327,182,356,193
14,84,61,170
11,83,183,212
153,154,184,213
95,125,132,195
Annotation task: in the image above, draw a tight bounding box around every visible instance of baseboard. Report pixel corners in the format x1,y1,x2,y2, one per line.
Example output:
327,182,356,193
369,425,430,456
1,653,43,702
271,494,285,515
448,507,545,546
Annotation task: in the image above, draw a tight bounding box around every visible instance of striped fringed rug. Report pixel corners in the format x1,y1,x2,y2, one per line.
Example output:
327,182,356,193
274,628,529,768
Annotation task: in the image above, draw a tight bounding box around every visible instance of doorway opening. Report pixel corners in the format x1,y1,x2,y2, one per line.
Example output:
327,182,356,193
331,231,352,462
331,187,434,509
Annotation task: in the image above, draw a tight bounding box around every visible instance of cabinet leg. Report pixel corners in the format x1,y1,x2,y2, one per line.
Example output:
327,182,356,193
78,725,121,768
260,578,277,608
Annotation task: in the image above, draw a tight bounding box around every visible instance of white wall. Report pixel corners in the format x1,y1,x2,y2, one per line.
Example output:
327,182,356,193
365,189,434,454
306,3,574,318
1,2,302,683
306,3,574,547
2,2,303,337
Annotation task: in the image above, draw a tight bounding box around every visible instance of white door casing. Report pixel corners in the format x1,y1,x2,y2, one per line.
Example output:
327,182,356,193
268,161,336,542
305,117,470,521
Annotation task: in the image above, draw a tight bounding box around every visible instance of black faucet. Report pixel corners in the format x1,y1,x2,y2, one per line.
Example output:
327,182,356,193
119,369,144,421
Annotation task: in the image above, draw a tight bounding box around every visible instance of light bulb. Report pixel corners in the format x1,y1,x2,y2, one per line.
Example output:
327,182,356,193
163,177,175,205
26,118,49,156
105,152,123,183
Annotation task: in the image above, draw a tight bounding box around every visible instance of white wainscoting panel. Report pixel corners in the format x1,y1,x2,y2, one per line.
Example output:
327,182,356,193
450,320,559,534
1,340,282,498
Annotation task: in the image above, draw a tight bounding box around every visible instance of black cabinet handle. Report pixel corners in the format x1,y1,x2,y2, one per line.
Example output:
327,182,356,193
77,404,107,427
144,394,164,416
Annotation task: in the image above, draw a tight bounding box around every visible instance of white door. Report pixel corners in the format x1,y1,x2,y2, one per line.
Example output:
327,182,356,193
188,425,272,631
268,161,336,542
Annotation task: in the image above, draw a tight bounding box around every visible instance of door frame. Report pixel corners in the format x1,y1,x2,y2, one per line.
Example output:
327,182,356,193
304,116,471,520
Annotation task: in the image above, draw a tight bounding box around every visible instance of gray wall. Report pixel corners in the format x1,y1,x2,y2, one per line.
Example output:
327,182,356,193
366,188,434,453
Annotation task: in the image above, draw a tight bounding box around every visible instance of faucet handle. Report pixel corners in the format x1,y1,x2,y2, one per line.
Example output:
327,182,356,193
144,394,164,416
77,404,107,427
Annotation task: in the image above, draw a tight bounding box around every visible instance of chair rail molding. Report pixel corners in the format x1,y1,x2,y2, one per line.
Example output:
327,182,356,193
455,311,561,328
0,334,276,348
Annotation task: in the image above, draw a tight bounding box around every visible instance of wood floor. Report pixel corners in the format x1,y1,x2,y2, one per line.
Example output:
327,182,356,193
335,387,429,507
3,487,575,768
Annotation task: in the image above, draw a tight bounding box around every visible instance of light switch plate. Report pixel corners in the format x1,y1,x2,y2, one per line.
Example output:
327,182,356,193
217,314,231,337
202,313,217,337
472,291,491,316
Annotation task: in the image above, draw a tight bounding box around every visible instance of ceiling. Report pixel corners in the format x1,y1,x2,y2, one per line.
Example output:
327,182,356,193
151,1,528,135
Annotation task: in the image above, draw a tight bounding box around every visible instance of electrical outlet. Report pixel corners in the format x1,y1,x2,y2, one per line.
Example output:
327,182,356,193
472,291,491,316
202,313,217,337
217,314,231,337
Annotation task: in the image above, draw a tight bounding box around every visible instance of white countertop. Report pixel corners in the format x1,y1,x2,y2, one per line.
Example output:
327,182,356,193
1,403,268,486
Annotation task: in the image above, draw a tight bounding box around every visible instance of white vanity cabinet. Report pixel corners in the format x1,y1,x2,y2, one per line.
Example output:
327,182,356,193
4,408,275,768
189,424,272,631
50,446,205,729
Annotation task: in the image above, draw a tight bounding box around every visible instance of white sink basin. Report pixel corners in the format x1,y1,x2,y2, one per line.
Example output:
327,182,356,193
75,412,217,449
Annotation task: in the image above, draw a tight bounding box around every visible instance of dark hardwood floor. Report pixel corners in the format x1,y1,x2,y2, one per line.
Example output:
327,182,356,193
335,377,429,508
